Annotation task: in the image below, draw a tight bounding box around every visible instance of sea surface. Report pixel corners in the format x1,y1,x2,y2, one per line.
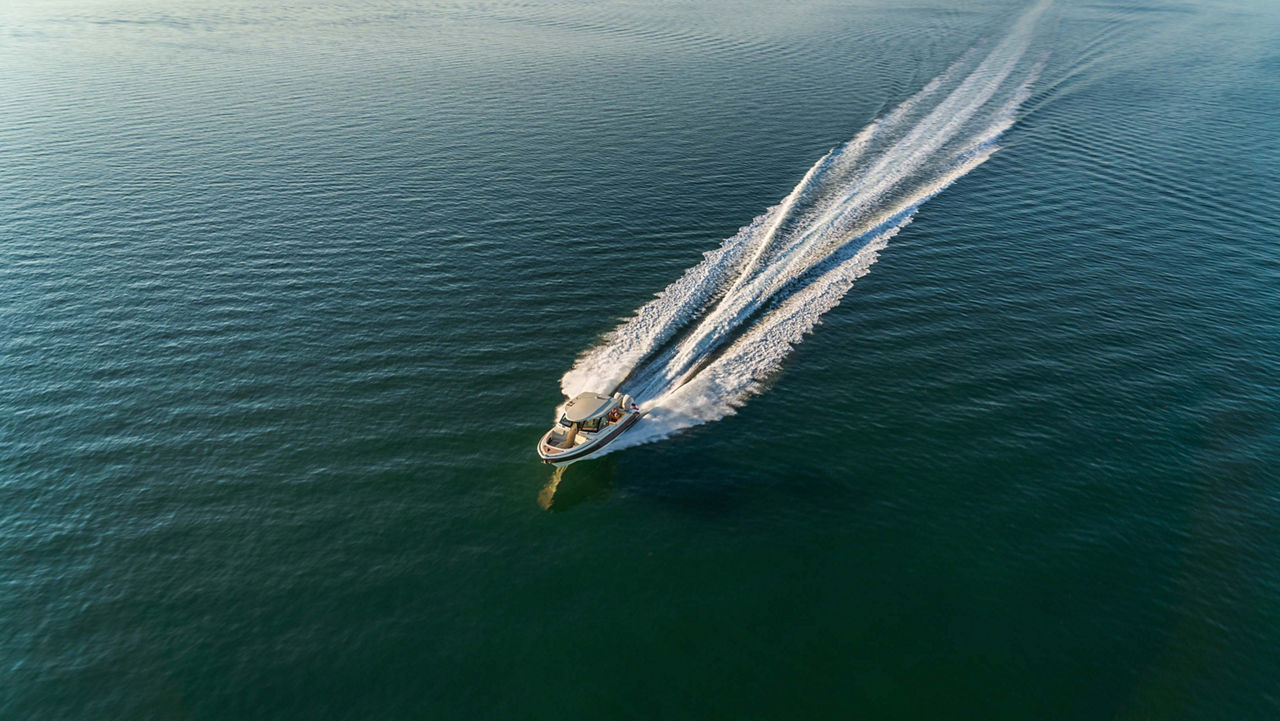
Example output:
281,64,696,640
3,0,1279,718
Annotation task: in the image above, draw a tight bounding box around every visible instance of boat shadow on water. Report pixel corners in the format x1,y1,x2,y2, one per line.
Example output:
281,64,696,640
537,457,617,512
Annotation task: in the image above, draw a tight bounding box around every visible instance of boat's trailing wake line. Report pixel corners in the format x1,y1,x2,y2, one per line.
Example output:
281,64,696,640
559,2,1048,453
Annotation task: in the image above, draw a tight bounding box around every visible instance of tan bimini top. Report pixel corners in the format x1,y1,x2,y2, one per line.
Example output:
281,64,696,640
561,392,617,423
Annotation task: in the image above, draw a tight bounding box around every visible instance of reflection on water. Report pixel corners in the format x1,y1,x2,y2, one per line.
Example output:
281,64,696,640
538,458,616,511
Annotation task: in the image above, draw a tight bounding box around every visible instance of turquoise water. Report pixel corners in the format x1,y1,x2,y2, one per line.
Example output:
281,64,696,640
3,0,1279,718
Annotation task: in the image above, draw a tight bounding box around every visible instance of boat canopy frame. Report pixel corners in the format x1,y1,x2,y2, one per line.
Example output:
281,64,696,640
560,392,619,423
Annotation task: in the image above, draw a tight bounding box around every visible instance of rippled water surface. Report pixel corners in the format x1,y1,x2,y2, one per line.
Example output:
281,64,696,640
3,0,1279,718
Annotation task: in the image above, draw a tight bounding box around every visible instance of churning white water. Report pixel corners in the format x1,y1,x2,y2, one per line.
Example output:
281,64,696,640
561,3,1048,451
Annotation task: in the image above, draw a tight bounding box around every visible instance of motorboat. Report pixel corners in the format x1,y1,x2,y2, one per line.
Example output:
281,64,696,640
536,391,643,465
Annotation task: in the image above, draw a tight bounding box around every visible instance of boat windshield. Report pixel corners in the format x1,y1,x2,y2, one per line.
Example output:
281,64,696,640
558,415,604,432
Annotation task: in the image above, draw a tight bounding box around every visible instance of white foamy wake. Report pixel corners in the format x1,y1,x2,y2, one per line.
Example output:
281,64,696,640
559,2,1048,451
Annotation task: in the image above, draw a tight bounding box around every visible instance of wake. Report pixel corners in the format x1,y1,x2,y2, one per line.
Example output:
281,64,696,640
559,3,1048,452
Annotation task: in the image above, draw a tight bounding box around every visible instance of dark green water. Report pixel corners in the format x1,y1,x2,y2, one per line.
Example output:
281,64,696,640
3,0,1279,718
